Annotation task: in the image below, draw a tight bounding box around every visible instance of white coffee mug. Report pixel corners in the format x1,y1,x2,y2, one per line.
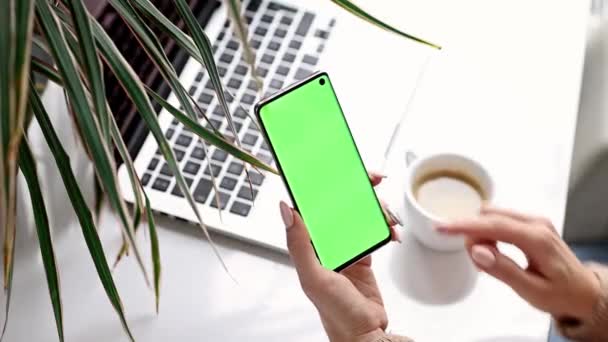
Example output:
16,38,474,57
403,152,494,252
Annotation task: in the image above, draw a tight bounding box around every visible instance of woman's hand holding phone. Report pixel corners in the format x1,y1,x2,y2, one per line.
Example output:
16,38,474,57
280,173,408,342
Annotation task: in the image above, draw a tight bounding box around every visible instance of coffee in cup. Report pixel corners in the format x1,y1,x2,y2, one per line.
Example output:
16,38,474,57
413,170,488,221
404,153,494,251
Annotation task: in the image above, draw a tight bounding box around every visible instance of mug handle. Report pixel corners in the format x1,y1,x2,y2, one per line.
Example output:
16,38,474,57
405,150,418,167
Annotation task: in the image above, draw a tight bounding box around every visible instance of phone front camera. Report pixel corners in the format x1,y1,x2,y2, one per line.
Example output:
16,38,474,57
319,78,326,86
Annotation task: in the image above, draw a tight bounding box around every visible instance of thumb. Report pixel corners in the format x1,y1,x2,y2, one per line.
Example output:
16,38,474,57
280,201,323,281
470,244,544,296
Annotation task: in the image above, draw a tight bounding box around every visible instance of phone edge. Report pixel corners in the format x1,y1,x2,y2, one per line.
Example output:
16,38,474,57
254,71,391,272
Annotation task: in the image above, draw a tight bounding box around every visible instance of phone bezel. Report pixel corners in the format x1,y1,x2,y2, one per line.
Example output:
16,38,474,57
254,71,391,272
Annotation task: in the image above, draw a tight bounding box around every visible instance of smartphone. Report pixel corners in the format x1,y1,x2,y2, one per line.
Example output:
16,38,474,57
255,72,391,271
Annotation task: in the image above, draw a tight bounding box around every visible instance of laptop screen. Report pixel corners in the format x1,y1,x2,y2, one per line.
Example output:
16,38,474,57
89,0,219,163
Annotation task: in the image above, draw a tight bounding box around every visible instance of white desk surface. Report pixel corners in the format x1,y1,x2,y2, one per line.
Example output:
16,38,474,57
6,0,589,341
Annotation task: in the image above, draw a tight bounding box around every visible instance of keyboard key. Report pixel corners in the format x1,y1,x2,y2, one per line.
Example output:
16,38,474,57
268,41,280,51
171,177,193,197
212,108,224,119
261,54,274,64
317,44,325,53
315,29,329,39
246,0,261,12
230,201,252,216
217,31,225,41
256,153,273,164
193,179,212,203
270,79,283,89
210,191,231,209
218,66,227,77
302,54,319,66
226,40,239,50
198,92,213,104
254,27,268,37
148,158,159,170
249,171,265,186
210,119,223,129
295,68,312,80
227,162,244,175
289,40,302,50
296,12,315,36
220,177,238,190
191,147,206,160
282,53,296,63
251,39,261,49
234,64,247,76
242,94,256,105
329,18,336,27
188,86,196,96
183,161,200,175
174,148,185,161
152,178,170,192
247,79,258,91
204,164,222,177
212,149,228,162
280,16,293,25
176,134,192,148
227,78,242,89
261,14,273,23
276,65,289,76
195,72,203,82
243,133,258,146
245,14,254,25
238,186,258,201
274,28,287,38
234,107,247,119
220,53,233,64
160,163,173,177
248,121,260,132
260,141,269,151
268,2,296,12
141,173,151,186
171,118,179,125
257,67,268,77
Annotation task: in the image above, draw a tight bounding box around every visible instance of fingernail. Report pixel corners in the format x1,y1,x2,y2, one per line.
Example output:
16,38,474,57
371,172,388,179
388,208,403,226
471,245,496,268
279,201,293,228
436,226,449,233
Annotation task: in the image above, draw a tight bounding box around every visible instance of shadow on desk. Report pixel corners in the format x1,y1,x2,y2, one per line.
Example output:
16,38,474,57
390,231,478,305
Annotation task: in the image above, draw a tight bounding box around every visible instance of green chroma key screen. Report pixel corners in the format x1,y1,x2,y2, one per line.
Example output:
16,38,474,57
256,72,390,271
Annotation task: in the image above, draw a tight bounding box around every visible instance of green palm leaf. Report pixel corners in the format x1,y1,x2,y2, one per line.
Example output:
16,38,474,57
18,139,64,342
29,82,135,342
331,0,441,49
92,17,232,274
36,0,150,287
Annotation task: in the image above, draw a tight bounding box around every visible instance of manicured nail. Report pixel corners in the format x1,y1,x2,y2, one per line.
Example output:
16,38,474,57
471,245,496,268
393,228,402,243
370,172,388,179
279,201,293,228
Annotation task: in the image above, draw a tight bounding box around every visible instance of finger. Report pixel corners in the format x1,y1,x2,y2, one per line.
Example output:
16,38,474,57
380,199,402,227
369,172,387,187
280,201,323,281
469,244,545,297
390,226,402,243
481,206,554,229
437,215,536,252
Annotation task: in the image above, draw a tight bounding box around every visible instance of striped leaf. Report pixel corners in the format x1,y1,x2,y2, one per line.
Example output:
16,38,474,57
29,82,135,342
36,0,150,287
331,0,441,49
18,139,64,342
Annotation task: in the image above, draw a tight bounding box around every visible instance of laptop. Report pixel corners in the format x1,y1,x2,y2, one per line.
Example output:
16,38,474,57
109,0,433,252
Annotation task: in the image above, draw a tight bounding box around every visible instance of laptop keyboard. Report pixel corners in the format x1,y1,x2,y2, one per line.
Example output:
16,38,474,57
141,0,335,217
